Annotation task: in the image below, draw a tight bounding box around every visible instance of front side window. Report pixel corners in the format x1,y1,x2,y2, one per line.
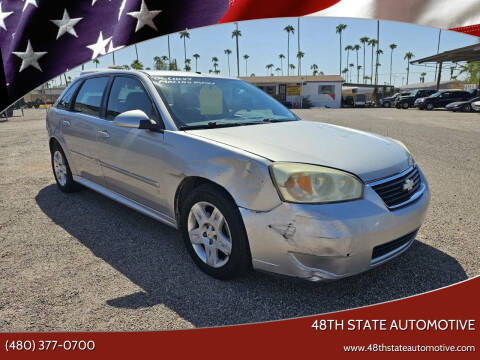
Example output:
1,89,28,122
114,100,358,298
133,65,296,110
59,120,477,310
106,76,156,121
73,77,109,116
153,76,297,129
57,81,81,110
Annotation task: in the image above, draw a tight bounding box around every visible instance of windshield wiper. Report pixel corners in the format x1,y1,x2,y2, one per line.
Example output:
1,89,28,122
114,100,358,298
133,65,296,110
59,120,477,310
261,118,296,123
179,121,267,130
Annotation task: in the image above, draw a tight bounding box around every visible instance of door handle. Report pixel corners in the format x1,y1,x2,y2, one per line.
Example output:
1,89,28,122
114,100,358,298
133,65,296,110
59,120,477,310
97,130,110,139
62,120,71,127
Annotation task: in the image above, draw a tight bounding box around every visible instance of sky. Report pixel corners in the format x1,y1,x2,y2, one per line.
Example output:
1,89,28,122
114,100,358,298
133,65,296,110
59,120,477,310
64,16,477,87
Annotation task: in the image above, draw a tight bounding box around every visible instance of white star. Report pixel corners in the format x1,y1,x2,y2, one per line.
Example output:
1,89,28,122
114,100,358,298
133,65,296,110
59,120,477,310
51,9,82,39
86,31,112,59
127,0,161,32
12,40,47,72
0,3,13,31
118,0,126,20
106,39,124,54
22,0,38,12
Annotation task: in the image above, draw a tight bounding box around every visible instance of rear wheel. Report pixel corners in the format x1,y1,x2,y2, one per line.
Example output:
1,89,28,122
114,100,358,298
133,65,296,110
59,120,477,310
402,102,409,109
51,143,78,193
425,103,434,111
462,104,472,112
180,183,251,280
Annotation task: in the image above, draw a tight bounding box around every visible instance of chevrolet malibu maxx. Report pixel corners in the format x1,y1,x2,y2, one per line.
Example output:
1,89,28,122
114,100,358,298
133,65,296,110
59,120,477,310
46,70,430,281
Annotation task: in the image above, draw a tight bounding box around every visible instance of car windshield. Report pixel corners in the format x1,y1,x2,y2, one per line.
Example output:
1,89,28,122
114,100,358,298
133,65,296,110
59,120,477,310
410,90,419,96
152,76,298,129
401,92,411,96
430,91,442,98
469,96,480,102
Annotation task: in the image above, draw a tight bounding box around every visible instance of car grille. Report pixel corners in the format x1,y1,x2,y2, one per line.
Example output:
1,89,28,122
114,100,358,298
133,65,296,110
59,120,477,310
371,230,418,262
371,166,422,209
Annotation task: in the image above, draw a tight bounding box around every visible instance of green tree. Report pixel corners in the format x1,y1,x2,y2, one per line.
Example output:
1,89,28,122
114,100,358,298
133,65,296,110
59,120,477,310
131,59,143,70
458,61,480,84
275,67,281,76
193,53,200,72
179,30,190,70
353,44,361,83
243,54,249,76
360,37,369,83
153,56,167,70
389,43,397,85
345,45,353,78
420,72,427,83
266,63,274,76
404,51,415,85
279,54,285,75
311,63,319,76
284,25,295,75
211,56,219,73
224,49,232,76
296,51,305,76
368,39,378,84
92,58,100,68
336,24,347,75
232,23,242,77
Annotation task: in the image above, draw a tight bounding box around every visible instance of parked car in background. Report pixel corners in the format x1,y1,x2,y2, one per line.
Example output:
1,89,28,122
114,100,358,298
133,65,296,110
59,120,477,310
354,94,367,107
420,90,472,110
379,92,410,108
446,96,480,112
395,89,436,109
471,100,480,112
46,70,430,281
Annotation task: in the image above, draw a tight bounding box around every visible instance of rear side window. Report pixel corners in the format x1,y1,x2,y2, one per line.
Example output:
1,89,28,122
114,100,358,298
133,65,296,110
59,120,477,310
73,77,109,117
106,76,155,121
57,81,81,110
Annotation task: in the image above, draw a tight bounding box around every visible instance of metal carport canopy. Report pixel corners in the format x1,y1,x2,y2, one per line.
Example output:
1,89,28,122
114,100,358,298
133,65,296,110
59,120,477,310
411,43,480,64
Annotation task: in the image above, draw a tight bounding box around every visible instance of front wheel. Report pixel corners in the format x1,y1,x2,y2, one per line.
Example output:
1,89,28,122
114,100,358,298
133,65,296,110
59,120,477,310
462,104,472,112
383,102,391,108
425,103,434,111
402,102,410,109
180,184,251,280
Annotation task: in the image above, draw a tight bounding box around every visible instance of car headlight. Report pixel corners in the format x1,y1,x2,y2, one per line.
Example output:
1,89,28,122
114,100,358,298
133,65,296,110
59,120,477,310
269,163,364,204
391,139,415,167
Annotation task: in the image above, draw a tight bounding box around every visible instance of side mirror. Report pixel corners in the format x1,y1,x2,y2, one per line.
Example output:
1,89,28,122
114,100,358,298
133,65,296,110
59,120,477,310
113,110,156,130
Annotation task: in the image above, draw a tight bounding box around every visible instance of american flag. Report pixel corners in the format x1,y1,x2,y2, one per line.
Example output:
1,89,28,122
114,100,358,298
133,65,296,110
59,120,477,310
1,0,479,111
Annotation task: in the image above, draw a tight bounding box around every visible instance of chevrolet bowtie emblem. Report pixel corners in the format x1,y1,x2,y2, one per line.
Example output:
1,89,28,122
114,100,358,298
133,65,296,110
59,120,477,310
403,178,414,191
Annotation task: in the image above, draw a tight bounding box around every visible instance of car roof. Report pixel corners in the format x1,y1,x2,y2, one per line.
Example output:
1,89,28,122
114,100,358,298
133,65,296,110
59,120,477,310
78,68,238,81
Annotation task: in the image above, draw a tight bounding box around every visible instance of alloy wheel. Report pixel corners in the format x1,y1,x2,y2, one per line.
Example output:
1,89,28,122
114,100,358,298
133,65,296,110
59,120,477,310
187,201,232,268
53,150,67,186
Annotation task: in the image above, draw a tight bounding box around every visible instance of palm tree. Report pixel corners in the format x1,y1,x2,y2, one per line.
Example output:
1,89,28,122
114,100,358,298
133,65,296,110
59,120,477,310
153,56,166,70
357,65,362,81
192,53,200,72
179,30,190,69
336,24,347,75
131,59,143,70
458,62,480,84
389,43,397,85
279,54,285,75
284,25,295,76
232,23,241,77
360,37,369,83
123,64,130,70
296,51,305,76
184,58,191,72
368,39,378,84
266,64,274,76
450,64,457,80
211,56,219,73
375,49,383,84
311,63,319,76
353,44,360,83
289,64,295,73
224,49,232,76
92,58,100,68
345,45,353,79
243,54,249,76
134,44,139,62
275,67,281,76
420,72,427,83
342,67,348,80
167,35,171,66
349,63,354,82
112,52,116,66
404,52,414,85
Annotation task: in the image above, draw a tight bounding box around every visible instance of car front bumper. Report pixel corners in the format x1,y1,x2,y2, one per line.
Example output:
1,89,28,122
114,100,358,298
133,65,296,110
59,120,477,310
240,169,430,281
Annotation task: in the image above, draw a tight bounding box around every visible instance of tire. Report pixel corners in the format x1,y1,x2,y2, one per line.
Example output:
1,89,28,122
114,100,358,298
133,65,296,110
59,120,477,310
462,104,472,112
425,103,434,111
180,183,252,280
51,142,79,193
395,103,401,109
383,102,391,108
402,102,410,109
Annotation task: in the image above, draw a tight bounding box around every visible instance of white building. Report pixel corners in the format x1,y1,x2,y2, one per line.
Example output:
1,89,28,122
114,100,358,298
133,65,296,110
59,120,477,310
240,75,344,108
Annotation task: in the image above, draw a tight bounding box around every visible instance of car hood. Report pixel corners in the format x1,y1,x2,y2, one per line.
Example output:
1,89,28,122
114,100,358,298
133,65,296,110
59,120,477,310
186,121,410,182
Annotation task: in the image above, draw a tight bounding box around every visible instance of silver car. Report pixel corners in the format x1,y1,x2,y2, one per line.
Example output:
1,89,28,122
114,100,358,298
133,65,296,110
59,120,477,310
46,70,430,281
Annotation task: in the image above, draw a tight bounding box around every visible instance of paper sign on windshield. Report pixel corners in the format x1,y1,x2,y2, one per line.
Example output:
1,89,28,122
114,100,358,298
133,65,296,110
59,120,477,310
200,86,223,115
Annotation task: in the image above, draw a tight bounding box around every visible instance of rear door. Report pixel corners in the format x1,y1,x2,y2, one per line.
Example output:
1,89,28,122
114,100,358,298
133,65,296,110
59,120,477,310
62,76,110,185
95,75,170,213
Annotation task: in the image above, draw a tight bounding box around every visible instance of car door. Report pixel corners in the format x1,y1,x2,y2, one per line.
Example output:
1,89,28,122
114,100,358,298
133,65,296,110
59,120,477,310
95,75,170,213
62,76,110,185
438,92,453,107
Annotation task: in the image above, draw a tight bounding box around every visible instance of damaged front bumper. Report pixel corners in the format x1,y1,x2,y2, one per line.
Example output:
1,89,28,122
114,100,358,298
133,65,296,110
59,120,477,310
240,172,430,281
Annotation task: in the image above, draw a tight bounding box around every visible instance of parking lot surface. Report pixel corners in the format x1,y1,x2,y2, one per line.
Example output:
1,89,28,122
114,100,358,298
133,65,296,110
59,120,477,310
0,108,478,331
